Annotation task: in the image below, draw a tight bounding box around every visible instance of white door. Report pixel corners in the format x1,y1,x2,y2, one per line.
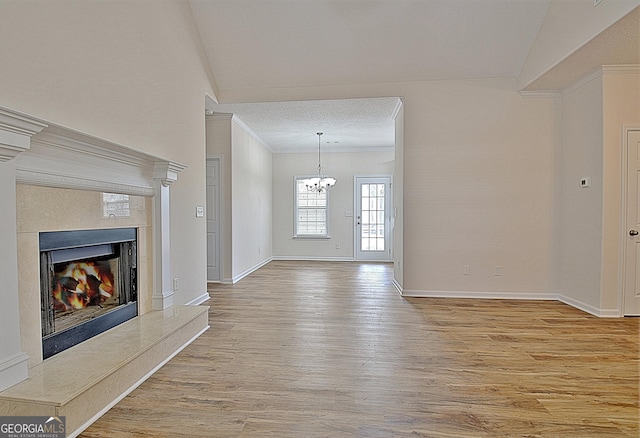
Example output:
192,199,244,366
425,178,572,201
206,158,221,282
624,130,640,315
355,176,392,261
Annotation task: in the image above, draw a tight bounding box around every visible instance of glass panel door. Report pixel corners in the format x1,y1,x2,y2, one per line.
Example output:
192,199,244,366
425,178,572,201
355,176,392,261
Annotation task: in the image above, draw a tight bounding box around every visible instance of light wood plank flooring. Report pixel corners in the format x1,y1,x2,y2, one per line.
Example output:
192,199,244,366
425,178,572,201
81,261,639,437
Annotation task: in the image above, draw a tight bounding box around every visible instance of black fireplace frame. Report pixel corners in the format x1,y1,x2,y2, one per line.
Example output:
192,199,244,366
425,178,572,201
39,228,138,359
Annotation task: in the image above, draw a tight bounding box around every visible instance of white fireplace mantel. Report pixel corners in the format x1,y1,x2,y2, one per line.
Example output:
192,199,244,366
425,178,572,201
0,108,48,161
0,105,186,390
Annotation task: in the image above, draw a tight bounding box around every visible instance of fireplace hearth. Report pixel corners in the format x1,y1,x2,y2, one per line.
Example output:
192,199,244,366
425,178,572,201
40,228,138,359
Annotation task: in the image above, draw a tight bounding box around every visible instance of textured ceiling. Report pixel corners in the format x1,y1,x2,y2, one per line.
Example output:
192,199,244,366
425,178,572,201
523,6,640,91
212,97,401,153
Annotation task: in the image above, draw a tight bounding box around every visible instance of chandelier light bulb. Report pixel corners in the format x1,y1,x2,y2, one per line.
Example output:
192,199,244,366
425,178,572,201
302,132,337,192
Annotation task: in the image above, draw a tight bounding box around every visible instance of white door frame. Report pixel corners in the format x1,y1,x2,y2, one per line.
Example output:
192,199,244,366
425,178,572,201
619,125,640,316
206,157,222,282
354,175,393,261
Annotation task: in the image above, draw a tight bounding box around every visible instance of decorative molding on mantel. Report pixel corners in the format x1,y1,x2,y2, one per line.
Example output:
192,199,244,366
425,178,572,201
0,108,48,162
15,169,155,197
153,161,187,187
9,115,181,196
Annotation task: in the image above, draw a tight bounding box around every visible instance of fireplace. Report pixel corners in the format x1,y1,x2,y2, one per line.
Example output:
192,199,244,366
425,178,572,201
39,228,138,359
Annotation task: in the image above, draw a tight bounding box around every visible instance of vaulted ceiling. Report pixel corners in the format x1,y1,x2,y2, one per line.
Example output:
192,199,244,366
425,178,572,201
189,1,638,152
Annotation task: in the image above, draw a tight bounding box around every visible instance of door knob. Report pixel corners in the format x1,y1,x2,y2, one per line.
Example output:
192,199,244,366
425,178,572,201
630,230,639,236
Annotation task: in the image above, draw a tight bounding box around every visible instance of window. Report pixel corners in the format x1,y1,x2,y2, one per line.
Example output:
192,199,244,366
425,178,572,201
102,193,131,218
295,177,329,237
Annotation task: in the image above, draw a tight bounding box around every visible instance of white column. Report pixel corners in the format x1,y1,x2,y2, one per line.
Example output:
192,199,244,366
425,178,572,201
0,109,47,391
152,161,186,310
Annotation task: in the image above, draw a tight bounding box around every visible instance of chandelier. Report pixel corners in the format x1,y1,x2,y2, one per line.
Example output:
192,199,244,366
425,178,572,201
302,132,336,192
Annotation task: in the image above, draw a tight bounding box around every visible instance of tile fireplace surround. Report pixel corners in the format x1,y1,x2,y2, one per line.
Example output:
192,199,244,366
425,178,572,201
0,107,209,437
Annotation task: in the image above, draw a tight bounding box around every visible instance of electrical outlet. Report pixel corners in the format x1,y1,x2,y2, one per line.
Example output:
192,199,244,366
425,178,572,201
463,265,470,275
173,278,179,290
335,243,340,249
495,266,503,276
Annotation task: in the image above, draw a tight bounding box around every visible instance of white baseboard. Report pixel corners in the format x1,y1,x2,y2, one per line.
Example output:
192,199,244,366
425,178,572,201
232,257,273,284
557,294,622,318
392,278,403,295
398,288,623,318
0,352,29,392
185,292,210,306
402,289,557,301
272,256,355,262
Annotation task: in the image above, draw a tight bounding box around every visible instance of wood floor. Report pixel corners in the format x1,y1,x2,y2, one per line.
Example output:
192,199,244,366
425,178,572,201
81,261,639,437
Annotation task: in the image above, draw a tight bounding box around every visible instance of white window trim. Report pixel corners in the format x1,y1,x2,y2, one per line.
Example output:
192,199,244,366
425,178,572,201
294,175,331,239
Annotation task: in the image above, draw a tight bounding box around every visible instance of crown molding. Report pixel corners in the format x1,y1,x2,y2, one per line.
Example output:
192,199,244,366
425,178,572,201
562,66,604,96
518,90,561,99
562,64,640,97
601,64,640,74
231,114,273,153
210,112,233,121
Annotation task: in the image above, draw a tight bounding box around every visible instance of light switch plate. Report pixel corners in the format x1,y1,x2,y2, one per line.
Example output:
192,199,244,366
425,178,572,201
196,206,205,217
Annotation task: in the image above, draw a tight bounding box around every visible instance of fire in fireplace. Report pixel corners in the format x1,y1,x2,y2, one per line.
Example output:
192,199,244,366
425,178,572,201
40,228,138,359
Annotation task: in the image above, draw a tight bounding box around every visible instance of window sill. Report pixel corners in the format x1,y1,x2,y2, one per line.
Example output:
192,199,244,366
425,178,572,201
293,235,331,240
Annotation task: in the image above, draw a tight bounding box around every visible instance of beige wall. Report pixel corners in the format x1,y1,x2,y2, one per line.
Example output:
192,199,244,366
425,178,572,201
272,150,394,259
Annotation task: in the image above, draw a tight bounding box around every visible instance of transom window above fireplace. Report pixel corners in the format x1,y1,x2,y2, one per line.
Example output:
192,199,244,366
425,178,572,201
102,193,131,218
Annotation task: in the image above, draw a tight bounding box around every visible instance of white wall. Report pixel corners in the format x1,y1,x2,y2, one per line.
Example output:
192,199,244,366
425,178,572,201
231,120,273,280
554,68,640,316
557,75,604,310
206,114,273,282
0,2,215,306
222,78,558,298
273,150,394,259
401,79,556,296
393,104,405,289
